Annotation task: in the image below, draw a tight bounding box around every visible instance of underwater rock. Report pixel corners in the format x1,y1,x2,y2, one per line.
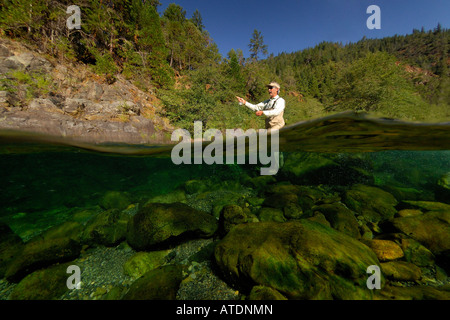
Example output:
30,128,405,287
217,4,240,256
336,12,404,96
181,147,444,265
214,220,380,299
184,179,210,195
279,152,373,186
123,250,172,279
436,172,450,203
263,192,298,209
400,238,435,267
377,284,450,300
188,189,247,220
99,191,132,211
8,262,72,300
257,207,287,223
126,202,218,251
243,175,277,190
38,221,84,243
0,223,24,278
391,211,450,255
262,184,305,219
219,204,258,235
5,238,81,282
343,184,398,223
249,285,288,300
400,200,450,212
313,203,361,238
307,212,332,227
381,185,428,202
82,209,130,246
177,260,241,300
362,239,404,261
397,209,423,217
146,189,187,205
122,264,186,300
380,261,422,281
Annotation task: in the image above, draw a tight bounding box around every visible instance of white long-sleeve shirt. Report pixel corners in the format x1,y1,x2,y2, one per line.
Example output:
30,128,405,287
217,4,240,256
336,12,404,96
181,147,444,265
244,95,285,117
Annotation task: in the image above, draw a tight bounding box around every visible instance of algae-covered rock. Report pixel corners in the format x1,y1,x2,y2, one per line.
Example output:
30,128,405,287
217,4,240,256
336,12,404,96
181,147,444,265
401,200,450,212
377,284,450,300
400,238,435,267
8,262,72,300
263,192,298,209
257,207,286,223
262,185,305,219
249,285,288,300
5,238,81,282
122,264,186,300
123,250,172,279
214,220,381,300
380,261,422,281
391,211,450,255
184,179,210,195
436,172,450,203
397,209,422,218
38,221,84,243
126,202,218,250
344,184,398,222
314,203,361,238
243,175,276,190
145,189,187,204
362,239,404,262
219,204,258,235
99,191,132,211
0,223,24,278
82,209,130,246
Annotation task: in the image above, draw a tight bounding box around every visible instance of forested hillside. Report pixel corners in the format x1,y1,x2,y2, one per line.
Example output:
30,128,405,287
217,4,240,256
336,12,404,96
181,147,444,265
0,0,448,134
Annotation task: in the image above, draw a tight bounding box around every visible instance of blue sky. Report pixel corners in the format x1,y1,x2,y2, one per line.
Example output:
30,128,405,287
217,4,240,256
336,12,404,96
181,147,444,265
159,0,450,58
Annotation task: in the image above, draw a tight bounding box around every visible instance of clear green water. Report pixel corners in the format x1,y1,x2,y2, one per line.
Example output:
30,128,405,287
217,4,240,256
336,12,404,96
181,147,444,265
0,112,449,300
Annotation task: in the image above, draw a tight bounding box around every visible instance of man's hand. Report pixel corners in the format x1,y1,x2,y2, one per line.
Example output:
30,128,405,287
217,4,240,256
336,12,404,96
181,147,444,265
236,96,246,105
255,111,263,116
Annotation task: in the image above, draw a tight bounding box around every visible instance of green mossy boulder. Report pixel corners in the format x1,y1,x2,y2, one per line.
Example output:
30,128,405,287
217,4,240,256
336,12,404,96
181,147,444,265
380,261,422,281
362,239,404,262
391,211,450,255
399,238,435,267
99,191,132,211
214,220,381,300
38,221,84,243
219,204,258,235
400,200,450,212
145,189,187,204
5,237,81,282
123,250,172,279
126,202,218,251
313,203,361,238
249,285,288,300
8,262,72,300
257,207,286,223
82,209,130,246
344,184,398,223
243,175,277,190
184,179,210,195
0,223,24,278
436,172,450,203
377,284,450,300
122,264,187,300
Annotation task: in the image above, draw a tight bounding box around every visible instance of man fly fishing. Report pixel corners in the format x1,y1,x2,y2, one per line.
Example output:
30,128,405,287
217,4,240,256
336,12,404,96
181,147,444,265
236,82,286,132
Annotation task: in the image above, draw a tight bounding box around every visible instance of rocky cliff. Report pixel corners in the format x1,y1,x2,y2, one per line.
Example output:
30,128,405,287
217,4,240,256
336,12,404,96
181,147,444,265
0,37,174,145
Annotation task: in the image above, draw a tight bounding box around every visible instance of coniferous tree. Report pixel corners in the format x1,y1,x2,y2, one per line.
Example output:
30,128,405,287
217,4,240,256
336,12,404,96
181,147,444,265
191,9,204,31
249,29,268,61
